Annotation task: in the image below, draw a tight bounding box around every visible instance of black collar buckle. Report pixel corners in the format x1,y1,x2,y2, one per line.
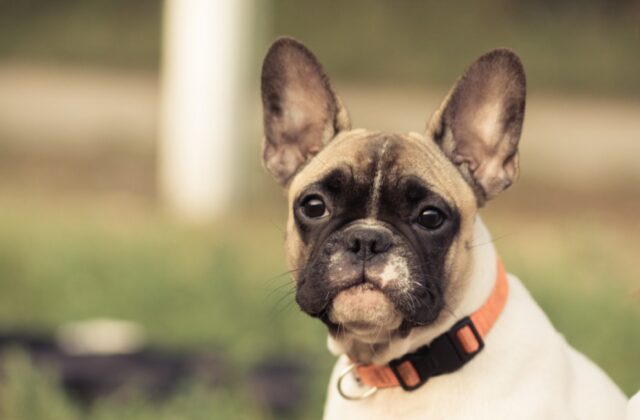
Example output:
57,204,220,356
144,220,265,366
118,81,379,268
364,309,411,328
388,316,485,392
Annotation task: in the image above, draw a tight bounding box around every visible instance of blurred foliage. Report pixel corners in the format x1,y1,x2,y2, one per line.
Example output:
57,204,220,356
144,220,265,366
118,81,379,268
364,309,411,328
0,0,160,68
0,0,639,95
0,350,264,420
272,0,640,96
0,350,81,420
0,197,331,419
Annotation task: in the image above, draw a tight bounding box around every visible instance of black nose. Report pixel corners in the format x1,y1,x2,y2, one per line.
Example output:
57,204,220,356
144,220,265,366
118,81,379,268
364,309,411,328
344,226,392,259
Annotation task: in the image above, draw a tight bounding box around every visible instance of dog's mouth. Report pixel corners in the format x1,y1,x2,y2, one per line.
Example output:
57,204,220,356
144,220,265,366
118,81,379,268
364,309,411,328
328,282,403,334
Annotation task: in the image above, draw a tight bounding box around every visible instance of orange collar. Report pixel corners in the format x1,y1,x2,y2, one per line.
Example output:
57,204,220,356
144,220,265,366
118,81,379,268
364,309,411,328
350,259,509,392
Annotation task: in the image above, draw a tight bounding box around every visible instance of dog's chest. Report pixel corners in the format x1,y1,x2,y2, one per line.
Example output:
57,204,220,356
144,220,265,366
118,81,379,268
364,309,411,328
321,276,584,420
323,355,510,420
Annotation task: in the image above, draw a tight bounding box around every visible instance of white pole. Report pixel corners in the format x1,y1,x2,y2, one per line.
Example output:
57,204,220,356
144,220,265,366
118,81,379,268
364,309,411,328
160,0,247,221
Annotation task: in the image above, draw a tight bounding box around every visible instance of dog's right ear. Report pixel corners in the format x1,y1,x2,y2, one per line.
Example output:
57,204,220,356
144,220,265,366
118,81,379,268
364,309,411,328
261,37,350,186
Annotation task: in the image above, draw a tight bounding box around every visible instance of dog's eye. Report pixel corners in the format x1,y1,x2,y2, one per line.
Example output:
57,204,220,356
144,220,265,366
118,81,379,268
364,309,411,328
301,195,328,219
417,207,446,229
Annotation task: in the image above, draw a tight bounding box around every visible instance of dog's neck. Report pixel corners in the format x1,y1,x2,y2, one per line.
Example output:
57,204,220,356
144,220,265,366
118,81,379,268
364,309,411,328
327,216,498,365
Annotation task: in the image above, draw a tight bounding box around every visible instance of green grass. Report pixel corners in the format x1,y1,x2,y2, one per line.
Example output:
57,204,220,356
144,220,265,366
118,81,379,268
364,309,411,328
0,0,160,69
0,196,637,418
0,349,262,420
0,197,333,418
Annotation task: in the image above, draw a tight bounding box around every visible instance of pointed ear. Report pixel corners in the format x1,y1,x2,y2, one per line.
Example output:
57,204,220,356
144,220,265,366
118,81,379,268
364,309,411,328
427,49,526,205
261,37,350,186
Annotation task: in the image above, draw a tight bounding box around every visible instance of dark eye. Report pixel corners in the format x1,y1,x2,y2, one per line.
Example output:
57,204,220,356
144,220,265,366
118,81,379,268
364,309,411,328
301,195,328,219
417,207,446,229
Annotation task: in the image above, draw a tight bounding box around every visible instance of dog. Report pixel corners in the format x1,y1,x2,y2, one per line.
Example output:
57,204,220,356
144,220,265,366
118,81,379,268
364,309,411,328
259,37,629,419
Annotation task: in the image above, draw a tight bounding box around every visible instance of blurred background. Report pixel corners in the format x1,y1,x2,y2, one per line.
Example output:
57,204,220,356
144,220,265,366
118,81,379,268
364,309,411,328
0,0,638,418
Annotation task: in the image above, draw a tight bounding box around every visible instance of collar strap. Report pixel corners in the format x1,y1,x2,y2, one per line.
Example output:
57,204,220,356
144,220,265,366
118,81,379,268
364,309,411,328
353,258,509,391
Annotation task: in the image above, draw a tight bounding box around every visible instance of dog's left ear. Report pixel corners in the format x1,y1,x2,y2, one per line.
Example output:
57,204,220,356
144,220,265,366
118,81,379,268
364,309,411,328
261,37,351,186
427,49,526,205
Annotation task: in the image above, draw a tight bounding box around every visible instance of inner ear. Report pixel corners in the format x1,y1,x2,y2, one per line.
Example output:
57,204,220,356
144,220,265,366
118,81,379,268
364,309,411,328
427,49,526,205
261,37,350,186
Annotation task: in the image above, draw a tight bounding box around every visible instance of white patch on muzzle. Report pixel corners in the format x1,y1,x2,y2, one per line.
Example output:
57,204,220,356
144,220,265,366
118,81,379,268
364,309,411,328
375,254,410,290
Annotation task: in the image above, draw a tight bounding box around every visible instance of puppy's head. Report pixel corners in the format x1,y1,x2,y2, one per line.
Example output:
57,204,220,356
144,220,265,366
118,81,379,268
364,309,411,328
261,38,525,345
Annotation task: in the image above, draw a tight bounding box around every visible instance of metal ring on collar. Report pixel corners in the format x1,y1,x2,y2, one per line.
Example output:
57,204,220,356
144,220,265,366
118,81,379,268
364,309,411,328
336,363,379,401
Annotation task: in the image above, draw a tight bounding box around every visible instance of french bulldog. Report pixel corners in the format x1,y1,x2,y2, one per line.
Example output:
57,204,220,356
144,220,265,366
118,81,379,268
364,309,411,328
260,37,629,419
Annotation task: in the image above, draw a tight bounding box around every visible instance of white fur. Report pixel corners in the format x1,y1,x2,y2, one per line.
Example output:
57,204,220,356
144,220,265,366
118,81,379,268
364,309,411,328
323,217,628,419
367,139,390,218
628,391,640,420
377,254,410,289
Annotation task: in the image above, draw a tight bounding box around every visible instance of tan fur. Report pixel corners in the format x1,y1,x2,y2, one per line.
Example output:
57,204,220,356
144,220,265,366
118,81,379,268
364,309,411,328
284,130,478,361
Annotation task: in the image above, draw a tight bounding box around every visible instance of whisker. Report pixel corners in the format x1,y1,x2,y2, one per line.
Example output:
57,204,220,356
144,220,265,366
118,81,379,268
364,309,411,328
261,267,304,299
268,289,297,318
467,233,514,249
269,220,286,235
263,267,302,285
269,287,296,311
263,280,295,299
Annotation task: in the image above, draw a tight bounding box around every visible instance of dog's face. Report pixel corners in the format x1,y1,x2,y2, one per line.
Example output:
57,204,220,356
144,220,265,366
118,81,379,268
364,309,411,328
284,132,474,338
261,38,526,346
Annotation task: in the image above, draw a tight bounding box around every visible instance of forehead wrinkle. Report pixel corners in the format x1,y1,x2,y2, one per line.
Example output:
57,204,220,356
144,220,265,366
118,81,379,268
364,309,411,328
287,129,382,202
400,133,469,206
291,129,379,187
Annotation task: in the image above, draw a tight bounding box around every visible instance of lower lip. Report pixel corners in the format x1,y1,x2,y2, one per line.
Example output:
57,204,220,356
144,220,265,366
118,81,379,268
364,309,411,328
342,282,379,293
342,321,378,331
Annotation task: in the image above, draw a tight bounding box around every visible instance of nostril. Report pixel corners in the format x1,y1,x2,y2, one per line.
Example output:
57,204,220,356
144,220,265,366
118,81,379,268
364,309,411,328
371,237,391,254
348,238,361,253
